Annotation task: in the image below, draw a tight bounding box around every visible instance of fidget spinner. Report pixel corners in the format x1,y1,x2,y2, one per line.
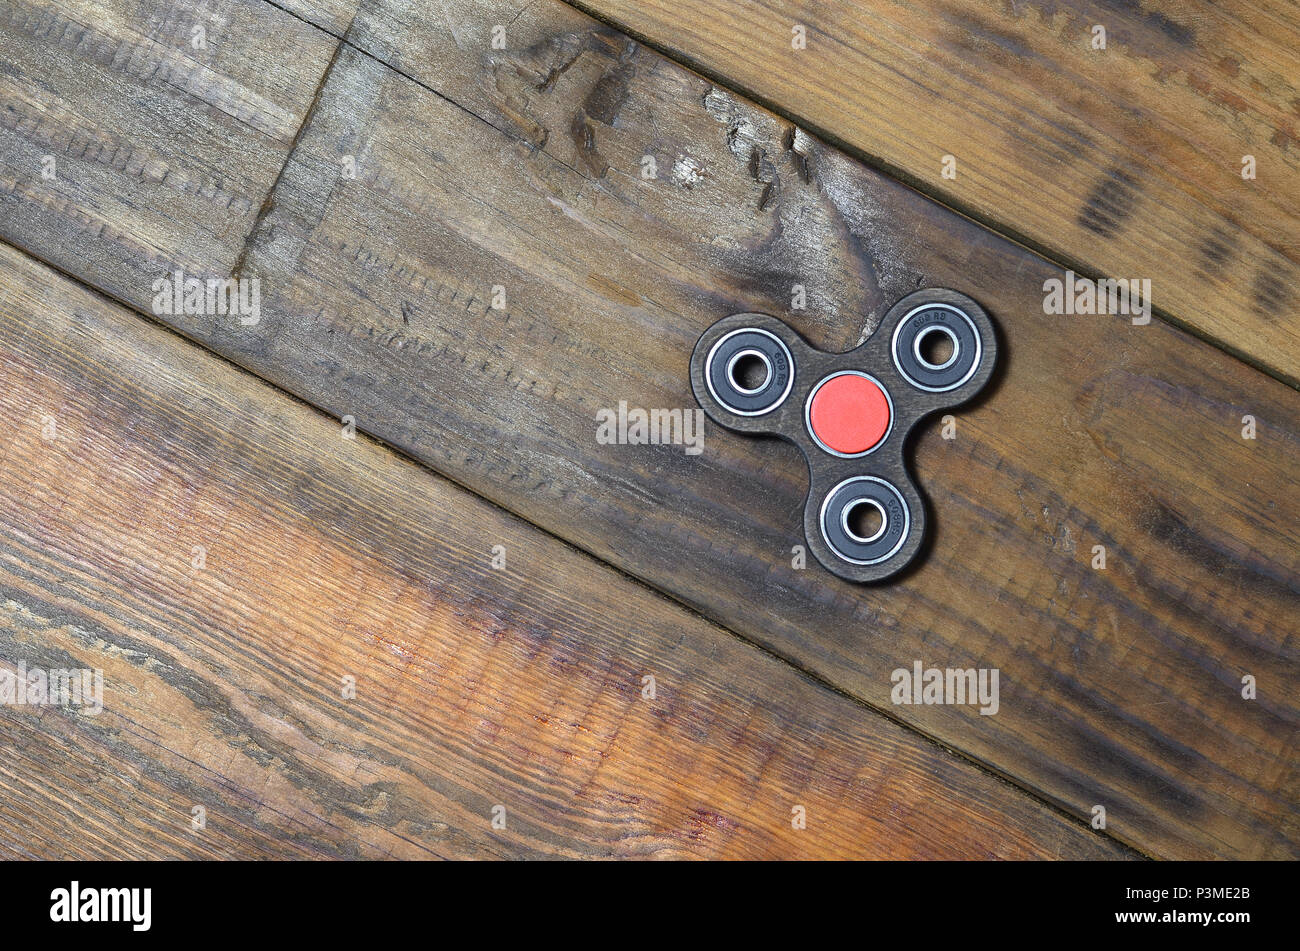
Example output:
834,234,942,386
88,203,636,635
690,288,997,582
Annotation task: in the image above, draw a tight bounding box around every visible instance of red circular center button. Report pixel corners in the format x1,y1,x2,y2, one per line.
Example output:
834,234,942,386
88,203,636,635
807,372,892,456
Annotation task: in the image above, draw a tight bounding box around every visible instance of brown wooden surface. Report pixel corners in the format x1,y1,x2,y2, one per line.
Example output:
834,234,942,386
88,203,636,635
567,0,1300,384
233,8,1295,859
0,242,1130,859
0,0,1295,861
0,0,337,303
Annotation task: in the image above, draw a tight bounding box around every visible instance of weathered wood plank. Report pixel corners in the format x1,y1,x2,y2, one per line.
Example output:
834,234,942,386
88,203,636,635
564,0,1300,383
0,241,1127,859
0,0,338,304
207,7,1296,860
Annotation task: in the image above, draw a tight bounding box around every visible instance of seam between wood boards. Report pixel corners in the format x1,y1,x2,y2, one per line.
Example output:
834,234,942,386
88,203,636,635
228,10,354,285
556,0,1300,393
0,230,1148,859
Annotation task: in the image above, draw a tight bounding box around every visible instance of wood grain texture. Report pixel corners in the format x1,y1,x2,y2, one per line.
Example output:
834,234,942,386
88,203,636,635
565,0,1300,384
1,0,1294,861
0,242,1129,860
0,0,338,305
205,3,1295,860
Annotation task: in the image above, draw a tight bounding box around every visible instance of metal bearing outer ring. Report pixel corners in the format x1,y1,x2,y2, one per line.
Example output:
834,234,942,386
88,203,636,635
704,327,795,416
890,302,982,393
819,476,910,565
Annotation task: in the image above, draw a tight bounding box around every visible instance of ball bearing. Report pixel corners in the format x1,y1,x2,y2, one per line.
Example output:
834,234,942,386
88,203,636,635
705,327,794,416
819,476,910,565
890,302,982,393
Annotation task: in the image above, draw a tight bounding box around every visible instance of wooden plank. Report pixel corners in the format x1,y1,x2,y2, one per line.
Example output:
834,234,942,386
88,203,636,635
0,241,1128,859
562,0,1300,384
207,8,1296,860
0,0,338,305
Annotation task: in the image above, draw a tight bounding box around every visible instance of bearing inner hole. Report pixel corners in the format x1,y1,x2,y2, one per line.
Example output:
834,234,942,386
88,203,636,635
843,498,887,543
728,349,771,394
915,326,958,370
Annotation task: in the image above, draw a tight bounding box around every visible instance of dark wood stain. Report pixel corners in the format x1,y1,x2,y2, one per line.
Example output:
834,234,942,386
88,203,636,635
1077,168,1140,238
1196,226,1239,277
1252,267,1293,318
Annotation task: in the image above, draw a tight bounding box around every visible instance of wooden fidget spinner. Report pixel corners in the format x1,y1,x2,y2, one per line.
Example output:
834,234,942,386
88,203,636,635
690,288,998,582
